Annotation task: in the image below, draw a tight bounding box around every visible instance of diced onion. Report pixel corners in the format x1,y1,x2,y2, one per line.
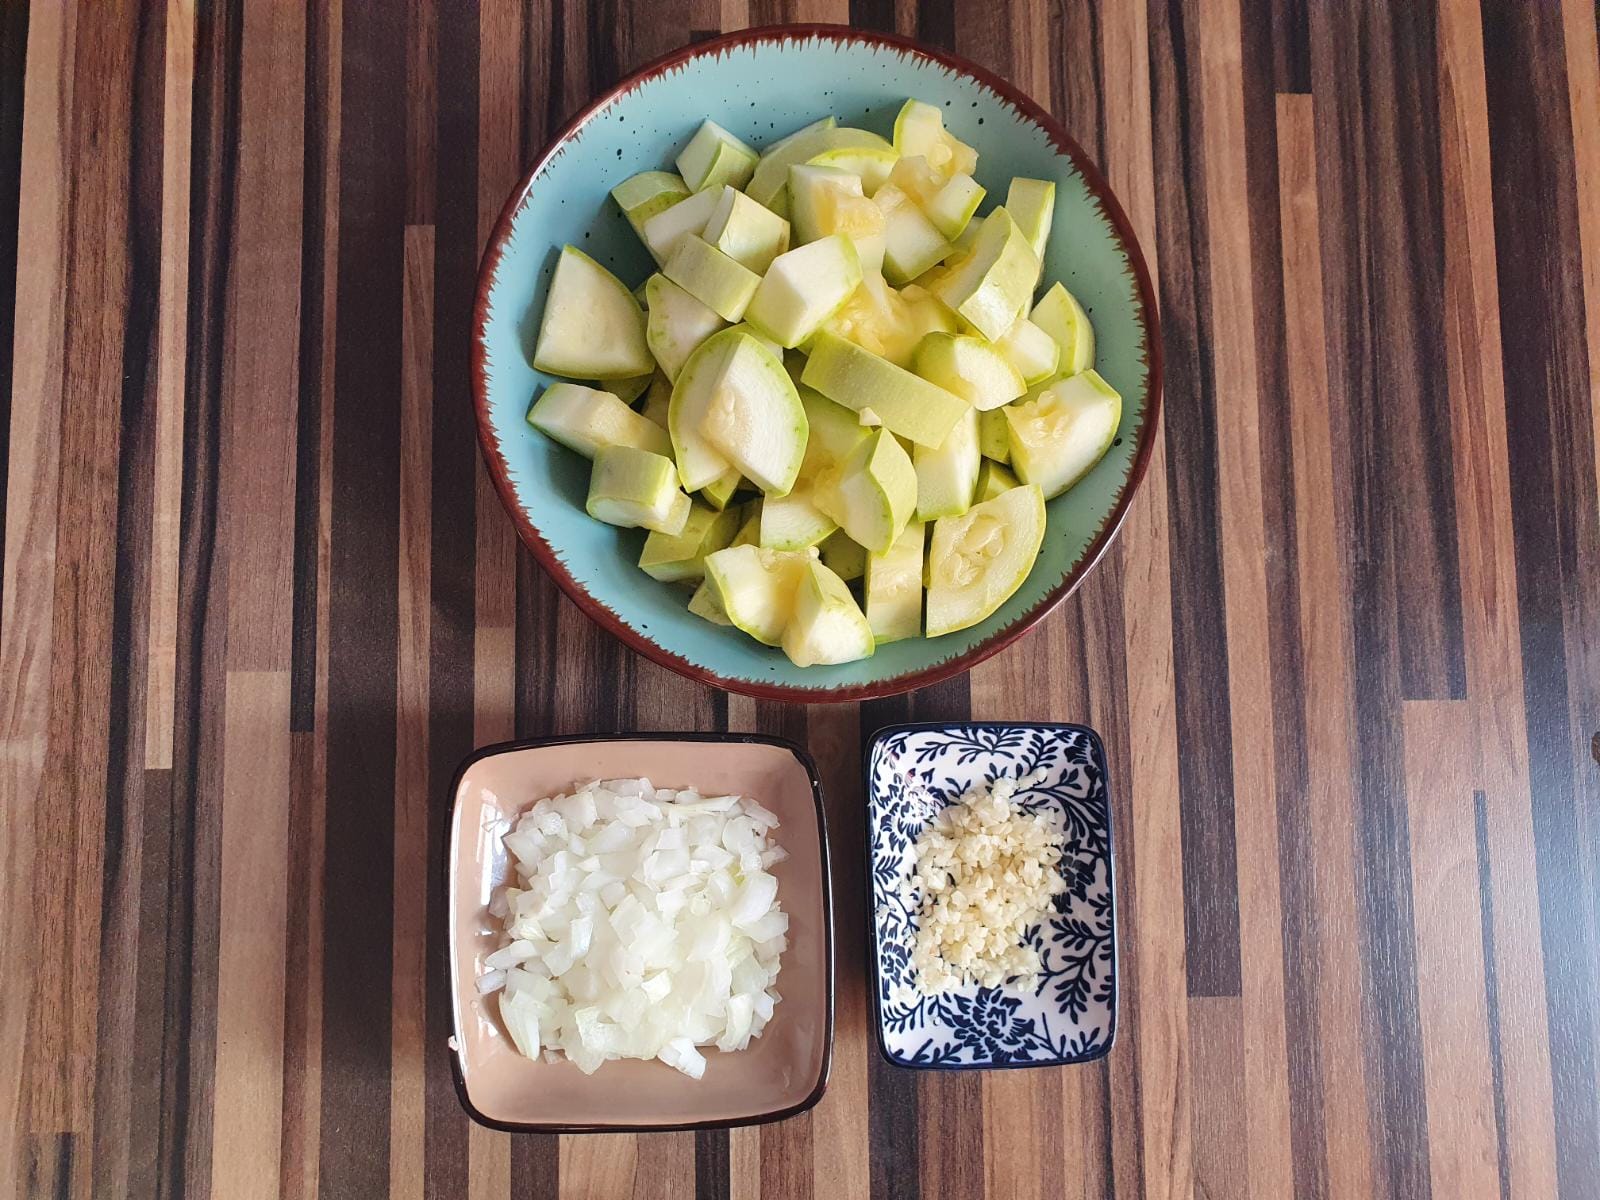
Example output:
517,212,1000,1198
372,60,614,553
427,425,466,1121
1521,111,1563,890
481,778,786,1076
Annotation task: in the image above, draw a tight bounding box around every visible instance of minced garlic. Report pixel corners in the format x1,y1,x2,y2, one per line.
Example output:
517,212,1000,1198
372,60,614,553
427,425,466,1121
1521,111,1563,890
908,774,1065,993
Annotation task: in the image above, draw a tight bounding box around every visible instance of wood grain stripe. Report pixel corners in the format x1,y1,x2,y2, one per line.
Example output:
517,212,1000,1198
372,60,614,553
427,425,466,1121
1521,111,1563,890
696,1129,730,1200
636,1133,694,1200
143,0,195,771
1239,0,1310,94
320,0,405,1190
473,5,520,1194
0,0,74,1185
1096,0,1186,1193
1146,0,1243,1002
861,696,917,1200
1275,91,1376,1200
288,0,340,737
1193,0,1291,1190
1345,2,1467,704
391,224,434,1200
406,0,437,225
467,614,516,1200
1435,0,1560,1190
160,5,246,1190
560,1136,637,1200
807,703,870,1200
1305,5,1435,1187
424,2,480,1193
219,0,305,671
1113,453,1189,1200
752,701,815,1200
210,672,292,1200
1068,568,1132,1200
208,0,310,1186
728,1121,759,1200
280,1,339,1194
87,2,173,1191
1482,0,1600,1189
1235,5,1327,1193
1472,791,1515,1200
32,1,145,1155
721,697,761,1200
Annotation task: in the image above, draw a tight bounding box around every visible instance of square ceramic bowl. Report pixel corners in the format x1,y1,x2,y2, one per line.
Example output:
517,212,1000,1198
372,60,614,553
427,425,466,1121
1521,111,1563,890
472,25,1161,702
447,734,833,1131
865,722,1117,1069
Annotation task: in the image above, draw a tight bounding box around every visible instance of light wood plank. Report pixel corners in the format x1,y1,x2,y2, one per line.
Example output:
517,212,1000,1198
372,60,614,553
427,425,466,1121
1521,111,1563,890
560,1134,638,1200
468,618,517,1200
144,0,196,769
0,0,76,1183
1275,92,1376,1200
30,0,139,1148
210,672,293,1200
982,1068,1066,1200
1401,703,1501,1199
1006,0,1051,100
1188,997,1246,1200
729,1126,761,1200
633,1132,694,1200
780,0,849,22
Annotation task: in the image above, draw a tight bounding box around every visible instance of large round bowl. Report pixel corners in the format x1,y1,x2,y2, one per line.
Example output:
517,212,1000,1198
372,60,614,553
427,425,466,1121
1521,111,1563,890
473,25,1161,702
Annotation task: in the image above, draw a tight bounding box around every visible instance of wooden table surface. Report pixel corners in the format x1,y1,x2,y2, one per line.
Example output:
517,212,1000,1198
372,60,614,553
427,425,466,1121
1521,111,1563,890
4,1,1600,1197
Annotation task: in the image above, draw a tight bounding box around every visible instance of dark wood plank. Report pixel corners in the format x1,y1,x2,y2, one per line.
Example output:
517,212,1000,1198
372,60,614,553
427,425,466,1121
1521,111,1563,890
1145,0,1244,1002
0,0,28,594
319,0,405,1192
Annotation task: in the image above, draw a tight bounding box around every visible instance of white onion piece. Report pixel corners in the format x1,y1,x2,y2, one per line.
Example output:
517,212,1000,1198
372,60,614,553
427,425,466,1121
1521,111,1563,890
483,778,786,1077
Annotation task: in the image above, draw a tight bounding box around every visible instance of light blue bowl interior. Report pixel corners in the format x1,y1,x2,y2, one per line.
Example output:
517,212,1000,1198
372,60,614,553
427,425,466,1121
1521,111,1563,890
477,34,1153,691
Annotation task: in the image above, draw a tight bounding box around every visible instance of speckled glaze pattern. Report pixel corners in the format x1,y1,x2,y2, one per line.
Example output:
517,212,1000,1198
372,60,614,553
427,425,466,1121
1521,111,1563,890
864,723,1116,1070
472,26,1161,701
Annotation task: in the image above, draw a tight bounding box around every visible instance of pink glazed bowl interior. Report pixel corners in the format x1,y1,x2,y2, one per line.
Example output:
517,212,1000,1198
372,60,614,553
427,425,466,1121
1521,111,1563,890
447,735,834,1131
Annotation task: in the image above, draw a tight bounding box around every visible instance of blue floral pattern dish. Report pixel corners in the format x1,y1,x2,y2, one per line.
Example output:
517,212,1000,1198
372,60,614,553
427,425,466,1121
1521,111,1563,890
865,723,1117,1069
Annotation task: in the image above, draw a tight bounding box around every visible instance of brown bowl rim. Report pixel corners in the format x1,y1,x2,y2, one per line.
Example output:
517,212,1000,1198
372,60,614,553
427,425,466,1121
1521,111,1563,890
445,731,835,1133
470,23,1165,702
